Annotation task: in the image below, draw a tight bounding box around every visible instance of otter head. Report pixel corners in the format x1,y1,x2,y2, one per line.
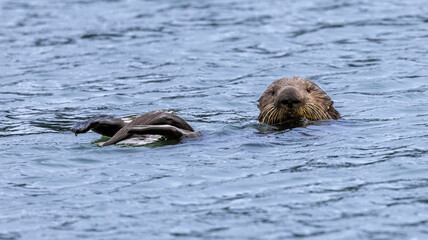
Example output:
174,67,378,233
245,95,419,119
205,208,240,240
257,77,340,125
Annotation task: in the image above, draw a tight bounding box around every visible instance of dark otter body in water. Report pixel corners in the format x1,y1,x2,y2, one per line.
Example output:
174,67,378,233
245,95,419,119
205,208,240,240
72,77,337,146
258,77,340,126
72,111,201,146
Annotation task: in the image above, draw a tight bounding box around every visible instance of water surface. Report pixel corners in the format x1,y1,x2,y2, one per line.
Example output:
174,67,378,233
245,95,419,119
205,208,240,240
1,0,428,239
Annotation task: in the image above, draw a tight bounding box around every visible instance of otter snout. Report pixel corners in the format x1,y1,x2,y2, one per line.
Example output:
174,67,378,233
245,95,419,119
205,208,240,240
275,86,305,109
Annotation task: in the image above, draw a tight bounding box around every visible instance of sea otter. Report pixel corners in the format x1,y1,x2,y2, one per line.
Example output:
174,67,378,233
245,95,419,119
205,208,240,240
71,111,201,146
258,77,340,126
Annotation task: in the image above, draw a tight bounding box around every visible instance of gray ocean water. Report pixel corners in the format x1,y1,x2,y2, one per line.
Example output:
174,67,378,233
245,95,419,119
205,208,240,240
1,0,428,239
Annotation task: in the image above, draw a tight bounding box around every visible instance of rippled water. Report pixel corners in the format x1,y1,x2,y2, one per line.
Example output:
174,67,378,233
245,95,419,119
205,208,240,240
1,0,428,239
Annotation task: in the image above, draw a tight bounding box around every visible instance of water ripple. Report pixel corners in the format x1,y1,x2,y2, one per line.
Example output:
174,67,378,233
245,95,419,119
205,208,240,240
1,0,428,239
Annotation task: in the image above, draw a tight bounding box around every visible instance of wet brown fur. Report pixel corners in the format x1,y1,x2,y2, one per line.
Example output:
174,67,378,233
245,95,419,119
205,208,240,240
258,77,340,125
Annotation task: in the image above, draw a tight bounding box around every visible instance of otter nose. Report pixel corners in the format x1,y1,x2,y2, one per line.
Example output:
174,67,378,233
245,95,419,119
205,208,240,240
276,87,304,108
280,99,302,107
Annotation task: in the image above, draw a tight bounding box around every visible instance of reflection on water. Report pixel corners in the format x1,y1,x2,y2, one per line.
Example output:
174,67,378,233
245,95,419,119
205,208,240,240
1,0,427,239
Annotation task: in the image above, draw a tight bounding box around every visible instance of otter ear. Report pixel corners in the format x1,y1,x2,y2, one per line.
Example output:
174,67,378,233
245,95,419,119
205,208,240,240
327,101,334,110
327,101,341,119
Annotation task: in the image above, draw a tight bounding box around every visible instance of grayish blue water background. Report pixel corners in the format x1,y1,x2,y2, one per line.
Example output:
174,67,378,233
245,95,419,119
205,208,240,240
1,0,428,239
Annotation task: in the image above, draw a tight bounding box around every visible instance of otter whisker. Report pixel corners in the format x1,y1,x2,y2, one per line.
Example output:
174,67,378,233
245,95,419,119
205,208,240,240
268,107,277,125
317,104,328,119
306,103,319,121
267,107,276,125
274,110,281,124
309,104,319,120
273,108,280,124
259,106,268,121
261,105,276,124
301,104,311,120
312,105,321,120
296,106,305,117
314,103,328,120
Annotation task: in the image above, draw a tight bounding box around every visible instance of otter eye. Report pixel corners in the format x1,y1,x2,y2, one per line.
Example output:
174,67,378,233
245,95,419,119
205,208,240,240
306,87,312,93
271,90,275,95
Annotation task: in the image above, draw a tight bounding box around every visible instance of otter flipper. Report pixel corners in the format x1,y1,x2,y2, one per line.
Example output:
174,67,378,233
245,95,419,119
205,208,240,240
102,125,200,147
128,125,184,139
101,111,200,146
102,125,182,147
72,111,200,146
128,125,201,138
71,116,125,137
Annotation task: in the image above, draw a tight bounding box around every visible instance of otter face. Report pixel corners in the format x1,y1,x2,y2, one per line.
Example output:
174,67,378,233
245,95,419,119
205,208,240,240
258,77,340,125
